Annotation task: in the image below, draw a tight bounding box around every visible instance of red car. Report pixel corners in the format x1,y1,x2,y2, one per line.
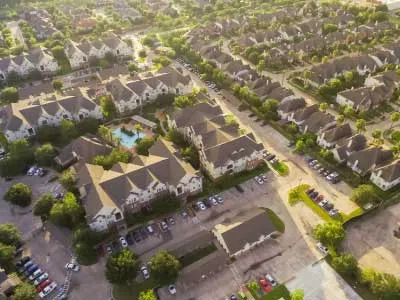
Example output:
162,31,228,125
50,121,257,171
259,278,272,292
37,279,52,292
315,195,324,202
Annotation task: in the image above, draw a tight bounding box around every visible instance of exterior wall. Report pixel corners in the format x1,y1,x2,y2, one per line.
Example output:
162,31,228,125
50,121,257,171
336,94,354,108
36,57,59,74
317,134,336,149
370,171,400,191
68,51,88,69
89,207,124,232
110,42,132,57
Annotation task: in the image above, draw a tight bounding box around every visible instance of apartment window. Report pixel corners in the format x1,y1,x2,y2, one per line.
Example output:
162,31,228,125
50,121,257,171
177,186,183,194
63,114,68,119
115,212,122,220
162,88,166,94
145,92,149,97
116,49,120,55
83,56,87,62
40,65,44,71
176,88,180,94
79,114,84,120
0,74,4,80
42,120,48,125
227,164,233,169
28,128,34,135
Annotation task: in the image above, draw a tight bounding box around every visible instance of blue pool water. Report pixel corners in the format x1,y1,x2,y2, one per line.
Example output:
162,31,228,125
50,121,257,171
112,128,145,148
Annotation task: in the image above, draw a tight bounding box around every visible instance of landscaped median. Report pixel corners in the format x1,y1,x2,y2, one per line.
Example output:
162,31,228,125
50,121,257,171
288,184,364,224
270,161,289,176
246,282,291,300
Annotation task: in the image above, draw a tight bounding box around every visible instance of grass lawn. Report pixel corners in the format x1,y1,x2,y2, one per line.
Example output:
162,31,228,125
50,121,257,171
247,283,291,300
113,278,159,300
264,208,285,233
179,243,217,267
271,161,289,176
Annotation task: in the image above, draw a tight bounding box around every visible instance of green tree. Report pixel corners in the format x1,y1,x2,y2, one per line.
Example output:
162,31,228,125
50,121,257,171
139,49,147,58
360,268,400,299
138,290,157,300
332,253,358,277
343,106,355,118
4,183,32,207
92,148,131,170
323,23,338,34
60,120,79,143
149,250,181,284
11,282,37,300
313,221,345,247
59,168,77,192
136,137,155,156
290,289,304,300
372,129,383,146
166,129,187,147
0,224,21,246
52,80,63,91
224,114,238,126
294,140,306,153
350,184,379,206
0,243,15,273
0,87,19,102
51,45,66,60
336,114,345,125
248,281,259,291
98,125,113,143
356,119,366,133
34,143,56,166
319,102,328,112
50,192,84,229
261,99,279,121
257,60,265,73
105,249,139,284
128,62,139,73
174,95,195,108
33,193,56,220
100,95,117,120
133,123,143,136
390,111,400,130
182,146,199,169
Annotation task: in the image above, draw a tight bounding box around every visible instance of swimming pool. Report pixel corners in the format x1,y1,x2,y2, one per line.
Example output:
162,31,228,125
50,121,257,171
112,127,145,148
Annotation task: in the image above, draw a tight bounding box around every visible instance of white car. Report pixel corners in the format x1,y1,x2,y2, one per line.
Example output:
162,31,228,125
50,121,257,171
215,195,224,204
316,242,329,256
264,273,278,287
261,174,267,181
329,208,339,216
39,282,57,298
27,167,37,176
319,199,328,207
254,176,263,185
146,225,154,234
196,201,206,211
209,197,218,206
29,269,43,281
119,236,128,248
65,263,80,272
140,265,150,279
168,284,177,295
34,273,49,286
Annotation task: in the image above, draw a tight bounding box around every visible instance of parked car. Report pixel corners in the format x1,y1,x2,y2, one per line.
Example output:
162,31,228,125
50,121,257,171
316,242,329,256
318,167,326,174
196,201,207,211
160,221,169,232
329,208,339,216
168,284,177,295
258,278,272,292
16,256,30,268
261,174,267,181
65,263,80,272
323,170,331,177
106,245,113,254
324,203,334,211
204,198,212,208
209,196,218,206
319,199,328,207
309,191,318,199
29,269,43,281
312,163,321,170
315,195,324,202
24,264,39,277
27,166,37,176
34,273,49,286
264,273,278,287
254,176,263,185
309,160,318,167
215,195,224,204
306,188,315,195
180,210,189,218
132,231,141,243
39,282,57,298
119,236,128,248
146,225,155,234
141,265,150,279
167,216,176,225
37,279,52,292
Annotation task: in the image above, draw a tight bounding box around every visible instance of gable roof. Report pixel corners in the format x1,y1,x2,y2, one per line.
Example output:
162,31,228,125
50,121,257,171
171,102,224,128
321,123,352,143
213,208,276,255
348,147,393,175
373,159,400,183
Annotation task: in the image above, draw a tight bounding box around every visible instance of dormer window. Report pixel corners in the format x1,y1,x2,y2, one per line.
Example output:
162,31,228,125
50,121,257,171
42,120,48,125
63,114,68,119
83,56,87,62
115,212,122,220
116,49,120,55
40,65,44,71
28,128,34,135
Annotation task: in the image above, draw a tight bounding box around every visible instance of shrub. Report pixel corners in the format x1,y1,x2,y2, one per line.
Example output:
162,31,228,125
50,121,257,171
4,183,32,207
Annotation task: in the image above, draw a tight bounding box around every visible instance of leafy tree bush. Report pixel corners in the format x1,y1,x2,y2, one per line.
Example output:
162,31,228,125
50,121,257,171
105,249,139,284
0,243,15,273
12,282,37,300
0,223,22,246
50,192,84,229
0,139,34,177
138,290,157,300
4,183,32,207
33,193,56,220
92,148,131,170
60,120,79,144
0,87,19,102
59,169,77,192
100,95,117,120
290,289,304,300
52,80,63,91
149,250,181,284
166,129,187,148
136,137,155,156
360,268,400,299
313,221,345,247
332,253,359,277
350,184,379,206
73,227,102,265
34,143,57,166
174,95,196,108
